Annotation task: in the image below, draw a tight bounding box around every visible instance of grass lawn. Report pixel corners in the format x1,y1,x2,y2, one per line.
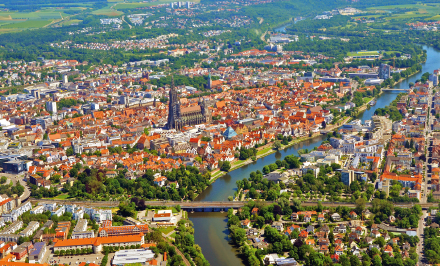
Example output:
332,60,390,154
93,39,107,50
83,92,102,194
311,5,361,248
159,226,175,235
232,160,246,167
363,97,373,104
170,232,177,238
257,147,272,156
54,194,71,200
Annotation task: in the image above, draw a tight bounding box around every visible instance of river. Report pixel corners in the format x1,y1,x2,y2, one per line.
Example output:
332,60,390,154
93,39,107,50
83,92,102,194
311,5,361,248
189,45,440,266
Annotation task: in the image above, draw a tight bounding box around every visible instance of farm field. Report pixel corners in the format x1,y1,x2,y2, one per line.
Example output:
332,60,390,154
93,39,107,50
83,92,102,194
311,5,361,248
0,10,64,20
366,3,440,21
92,3,124,16
0,20,53,29
0,9,68,32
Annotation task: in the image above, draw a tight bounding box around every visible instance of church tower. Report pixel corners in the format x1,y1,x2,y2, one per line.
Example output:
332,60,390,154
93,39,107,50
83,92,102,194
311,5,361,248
167,78,180,129
207,73,212,89
199,97,211,124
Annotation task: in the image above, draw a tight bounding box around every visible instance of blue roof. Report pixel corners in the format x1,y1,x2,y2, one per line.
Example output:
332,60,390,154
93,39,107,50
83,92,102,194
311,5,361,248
223,126,237,139
30,242,45,256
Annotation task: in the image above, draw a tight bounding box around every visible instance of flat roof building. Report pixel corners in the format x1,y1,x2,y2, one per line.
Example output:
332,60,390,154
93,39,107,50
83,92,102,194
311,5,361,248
112,248,155,266
29,242,47,264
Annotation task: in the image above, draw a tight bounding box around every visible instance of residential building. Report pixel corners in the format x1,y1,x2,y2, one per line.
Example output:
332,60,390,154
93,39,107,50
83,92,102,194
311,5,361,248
53,233,145,253
19,221,39,237
28,242,47,264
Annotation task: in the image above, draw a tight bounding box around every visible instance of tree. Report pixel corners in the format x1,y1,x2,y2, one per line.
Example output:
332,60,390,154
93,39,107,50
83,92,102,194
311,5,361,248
273,140,282,150
292,199,301,212
229,225,246,245
317,201,323,212
374,237,386,248
350,255,361,266
221,161,231,172
263,165,270,175
355,198,366,214
372,255,382,266
66,147,74,156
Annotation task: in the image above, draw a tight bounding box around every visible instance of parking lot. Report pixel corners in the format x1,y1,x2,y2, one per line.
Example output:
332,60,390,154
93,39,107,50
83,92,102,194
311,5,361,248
49,253,112,266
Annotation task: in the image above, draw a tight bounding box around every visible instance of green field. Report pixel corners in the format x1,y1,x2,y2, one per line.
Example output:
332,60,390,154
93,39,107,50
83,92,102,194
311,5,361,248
54,194,71,200
363,97,373,104
114,2,152,9
347,51,380,56
0,9,66,32
0,20,53,29
366,3,440,21
0,10,64,20
92,3,123,16
158,226,175,235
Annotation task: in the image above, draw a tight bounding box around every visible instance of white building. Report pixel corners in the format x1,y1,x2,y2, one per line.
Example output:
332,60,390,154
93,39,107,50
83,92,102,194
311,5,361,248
71,219,95,239
46,101,57,114
51,206,65,217
2,202,31,222
19,221,39,237
43,203,57,212
152,210,172,222
85,208,113,223
30,206,44,215
112,249,155,266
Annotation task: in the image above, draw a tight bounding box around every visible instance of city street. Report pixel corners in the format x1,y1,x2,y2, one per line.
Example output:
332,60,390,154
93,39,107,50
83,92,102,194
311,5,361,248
416,210,427,265
421,86,435,204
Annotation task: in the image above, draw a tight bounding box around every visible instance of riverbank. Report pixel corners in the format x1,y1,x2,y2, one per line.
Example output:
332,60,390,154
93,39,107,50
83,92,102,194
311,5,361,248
208,106,357,185
208,133,323,184
190,45,440,266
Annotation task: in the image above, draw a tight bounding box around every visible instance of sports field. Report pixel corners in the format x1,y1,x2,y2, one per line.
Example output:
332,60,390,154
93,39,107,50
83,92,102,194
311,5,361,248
347,51,380,57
